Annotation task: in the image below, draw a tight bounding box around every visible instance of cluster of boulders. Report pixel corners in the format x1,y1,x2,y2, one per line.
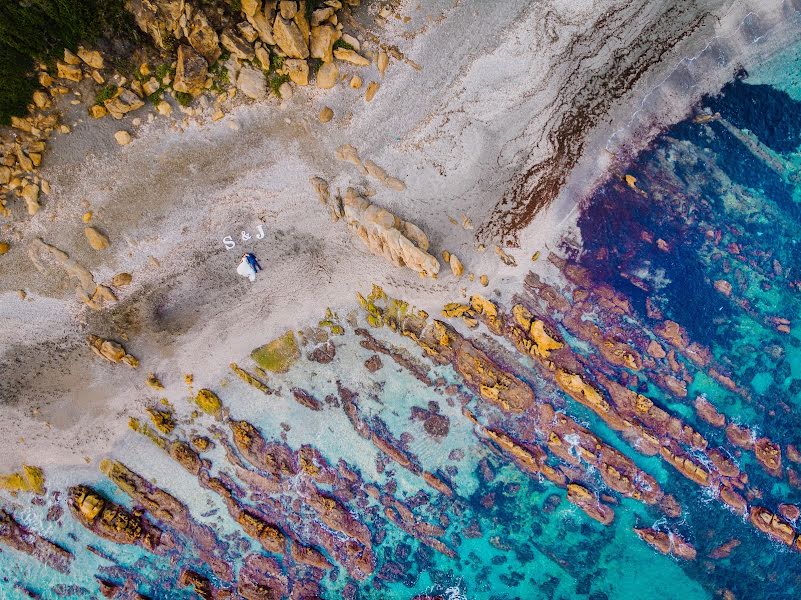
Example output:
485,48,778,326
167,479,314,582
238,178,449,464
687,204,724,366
0,44,131,224
127,0,387,104
0,0,395,233
310,177,439,278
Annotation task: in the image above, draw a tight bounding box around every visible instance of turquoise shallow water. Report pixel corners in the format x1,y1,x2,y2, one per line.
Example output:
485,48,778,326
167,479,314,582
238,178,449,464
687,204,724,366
3,30,801,600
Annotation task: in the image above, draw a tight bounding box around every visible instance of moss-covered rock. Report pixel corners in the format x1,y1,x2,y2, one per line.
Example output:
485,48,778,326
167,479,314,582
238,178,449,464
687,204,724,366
196,388,222,416
250,331,300,373
0,465,46,495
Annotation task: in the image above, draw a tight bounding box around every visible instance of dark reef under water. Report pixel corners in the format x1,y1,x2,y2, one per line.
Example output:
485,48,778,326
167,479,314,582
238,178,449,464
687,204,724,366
3,36,801,600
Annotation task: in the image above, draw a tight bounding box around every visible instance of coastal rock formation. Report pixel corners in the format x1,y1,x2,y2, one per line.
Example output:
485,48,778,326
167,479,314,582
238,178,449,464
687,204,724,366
634,528,697,560
29,239,117,310
87,335,139,367
68,485,169,552
320,186,439,278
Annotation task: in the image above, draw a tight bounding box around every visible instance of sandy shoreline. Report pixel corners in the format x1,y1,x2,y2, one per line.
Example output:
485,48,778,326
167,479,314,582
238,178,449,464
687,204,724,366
0,0,797,472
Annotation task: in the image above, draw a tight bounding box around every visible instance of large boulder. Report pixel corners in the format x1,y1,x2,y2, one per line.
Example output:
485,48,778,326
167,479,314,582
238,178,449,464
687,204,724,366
221,28,255,60
125,0,181,49
310,25,336,62
337,188,440,278
173,45,208,96
315,62,338,89
284,59,309,86
236,66,267,100
251,331,300,373
187,10,221,64
273,16,309,59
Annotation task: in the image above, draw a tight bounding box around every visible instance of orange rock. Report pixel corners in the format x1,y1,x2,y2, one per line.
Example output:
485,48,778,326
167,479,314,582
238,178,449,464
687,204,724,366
726,423,754,450
634,527,696,559
719,485,747,515
754,437,782,476
779,504,800,522
555,370,611,416
694,396,725,428
236,510,286,554
647,340,666,359
566,483,614,525
708,448,740,477
660,445,710,486
750,506,796,545
422,471,453,497
655,320,688,350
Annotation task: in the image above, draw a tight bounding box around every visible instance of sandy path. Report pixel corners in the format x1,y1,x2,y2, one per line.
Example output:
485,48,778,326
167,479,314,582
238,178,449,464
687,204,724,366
0,0,795,470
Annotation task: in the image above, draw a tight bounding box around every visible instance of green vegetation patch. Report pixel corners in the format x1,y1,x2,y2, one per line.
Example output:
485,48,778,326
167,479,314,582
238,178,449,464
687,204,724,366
269,53,284,73
94,84,118,105
333,38,354,52
0,0,135,124
174,91,193,106
269,73,290,97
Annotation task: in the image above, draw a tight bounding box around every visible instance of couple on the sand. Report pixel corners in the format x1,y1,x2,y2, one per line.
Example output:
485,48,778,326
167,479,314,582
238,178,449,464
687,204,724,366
237,252,262,282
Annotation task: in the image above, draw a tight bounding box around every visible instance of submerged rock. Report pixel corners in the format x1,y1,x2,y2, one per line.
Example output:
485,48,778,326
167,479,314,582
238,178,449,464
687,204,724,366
0,510,73,573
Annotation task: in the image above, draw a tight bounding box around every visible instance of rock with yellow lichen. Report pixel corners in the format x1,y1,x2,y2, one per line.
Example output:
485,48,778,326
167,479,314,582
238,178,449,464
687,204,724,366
67,485,168,552
441,302,478,328
230,362,272,394
512,304,564,358
145,407,175,434
469,294,502,334
412,319,535,413
196,388,223,417
146,373,164,390
566,483,615,525
251,330,300,373
236,510,286,554
191,436,212,452
0,465,46,495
